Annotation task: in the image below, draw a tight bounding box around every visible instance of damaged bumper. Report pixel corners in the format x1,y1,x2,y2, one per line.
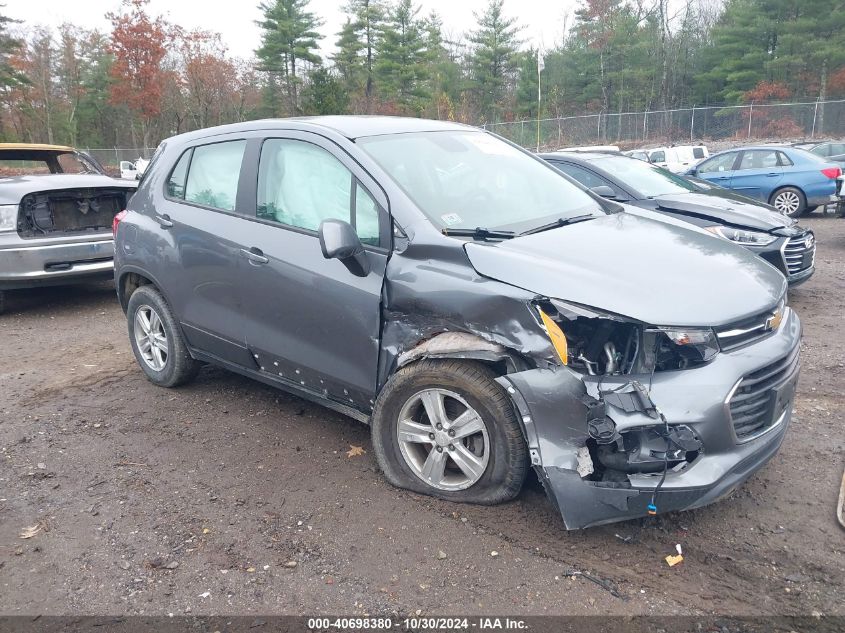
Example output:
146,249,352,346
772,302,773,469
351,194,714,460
499,307,801,529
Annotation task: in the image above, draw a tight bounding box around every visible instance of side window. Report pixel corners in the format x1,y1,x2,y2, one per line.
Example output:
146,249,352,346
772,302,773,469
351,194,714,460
778,151,794,167
552,162,610,190
167,149,192,199
830,143,845,156
692,147,705,159
698,152,737,174
738,150,779,170
257,138,382,245
183,140,246,211
650,150,666,163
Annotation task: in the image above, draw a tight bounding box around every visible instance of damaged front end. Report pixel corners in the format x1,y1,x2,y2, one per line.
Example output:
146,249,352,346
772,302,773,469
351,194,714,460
17,188,131,237
497,298,801,529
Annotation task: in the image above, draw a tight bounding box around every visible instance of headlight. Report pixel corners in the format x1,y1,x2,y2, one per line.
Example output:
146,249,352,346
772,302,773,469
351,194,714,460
650,326,719,364
0,204,17,233
704,225,777,246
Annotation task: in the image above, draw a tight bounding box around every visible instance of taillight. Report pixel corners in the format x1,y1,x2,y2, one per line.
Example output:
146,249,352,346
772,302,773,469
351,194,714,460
112,210,128,236
821,166,841,179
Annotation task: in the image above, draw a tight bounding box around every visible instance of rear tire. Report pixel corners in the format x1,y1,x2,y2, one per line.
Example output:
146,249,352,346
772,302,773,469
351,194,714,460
126,285,199,388
371,360,528,505
770,186,806,218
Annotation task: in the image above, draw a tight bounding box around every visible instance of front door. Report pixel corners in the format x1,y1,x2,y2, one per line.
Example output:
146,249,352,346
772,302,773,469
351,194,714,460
695,151,740,188
237,133,389,411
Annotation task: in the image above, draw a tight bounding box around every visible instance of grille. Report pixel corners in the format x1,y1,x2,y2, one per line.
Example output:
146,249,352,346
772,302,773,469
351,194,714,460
728,344,800,441
715,303,783,351
782,232,815,276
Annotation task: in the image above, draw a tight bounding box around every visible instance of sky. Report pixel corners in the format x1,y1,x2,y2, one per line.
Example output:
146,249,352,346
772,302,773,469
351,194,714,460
3,0,579,59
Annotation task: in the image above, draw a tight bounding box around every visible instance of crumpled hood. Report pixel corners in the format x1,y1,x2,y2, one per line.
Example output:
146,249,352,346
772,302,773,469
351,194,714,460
464,212,786,327
0,174,136,205
654,191,790,231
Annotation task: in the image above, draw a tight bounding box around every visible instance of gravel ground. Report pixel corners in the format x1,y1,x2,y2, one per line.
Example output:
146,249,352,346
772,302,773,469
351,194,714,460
0,214,844,617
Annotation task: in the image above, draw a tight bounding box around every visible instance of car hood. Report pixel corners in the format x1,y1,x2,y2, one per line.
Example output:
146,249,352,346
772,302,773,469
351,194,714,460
653,191,790,231
464,212,786,327
0,174,136,205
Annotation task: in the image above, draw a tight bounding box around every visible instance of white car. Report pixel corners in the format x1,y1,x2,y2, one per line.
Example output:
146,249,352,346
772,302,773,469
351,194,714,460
642,145,709,173
119,157,151,181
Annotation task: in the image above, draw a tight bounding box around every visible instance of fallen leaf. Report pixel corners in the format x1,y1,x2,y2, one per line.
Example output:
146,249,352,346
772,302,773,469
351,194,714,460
19,525,41,539
202,528,211,534
246,567,256,573
346,445,366,458
665,554,684,567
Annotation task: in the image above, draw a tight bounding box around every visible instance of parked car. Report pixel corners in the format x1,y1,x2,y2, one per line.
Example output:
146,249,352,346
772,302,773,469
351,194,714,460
120,157,150,181
792,140,845,165
115,117,799,529
687,146,840,218
540,151,815,286
0,143,137,313
635,145,709,173
624,149,650,162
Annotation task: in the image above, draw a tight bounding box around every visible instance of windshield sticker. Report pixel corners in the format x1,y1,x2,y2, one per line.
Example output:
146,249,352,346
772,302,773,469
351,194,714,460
441,213,463,226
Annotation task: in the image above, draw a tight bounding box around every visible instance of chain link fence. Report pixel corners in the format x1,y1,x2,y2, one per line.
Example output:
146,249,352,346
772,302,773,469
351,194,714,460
484,100,845,150
81,147,157,175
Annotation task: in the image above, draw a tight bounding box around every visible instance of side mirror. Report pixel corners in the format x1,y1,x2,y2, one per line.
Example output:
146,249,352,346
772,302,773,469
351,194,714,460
318,219,370,276
590,185,618,200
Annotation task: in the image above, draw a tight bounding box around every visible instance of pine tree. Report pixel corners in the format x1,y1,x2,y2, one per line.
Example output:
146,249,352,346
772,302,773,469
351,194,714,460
303,66,349,114
255,0,322,115
375,0,429,114
0,5,25,89
467,0,522,123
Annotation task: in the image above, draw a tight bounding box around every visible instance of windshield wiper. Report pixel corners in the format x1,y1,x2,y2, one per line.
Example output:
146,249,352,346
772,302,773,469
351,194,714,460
441,227,516,241
520,213,597,236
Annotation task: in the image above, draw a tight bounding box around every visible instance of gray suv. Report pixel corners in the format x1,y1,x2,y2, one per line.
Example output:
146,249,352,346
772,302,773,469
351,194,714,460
114,117,801,529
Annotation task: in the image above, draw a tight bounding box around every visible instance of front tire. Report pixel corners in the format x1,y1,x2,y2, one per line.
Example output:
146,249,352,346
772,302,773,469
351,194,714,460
770,186,806,218
371,360,528,505
126,285,199,387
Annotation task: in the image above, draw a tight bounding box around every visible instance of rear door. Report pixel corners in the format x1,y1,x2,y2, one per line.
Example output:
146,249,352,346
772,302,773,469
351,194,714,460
236,132,390,410
694,151,740,187
730,149,784,200
155,137,255,366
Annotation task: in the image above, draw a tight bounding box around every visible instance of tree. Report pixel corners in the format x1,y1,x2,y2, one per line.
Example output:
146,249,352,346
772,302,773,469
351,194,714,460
255,0,322,115
375,0,429,114
302,66,349,114
467,0,522,123
332,0,384,112
107,0,170,148
0,4,24,90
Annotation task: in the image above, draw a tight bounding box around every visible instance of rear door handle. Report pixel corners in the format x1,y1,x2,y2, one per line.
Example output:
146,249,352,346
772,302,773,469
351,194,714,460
765,173,780,177
155,213,173,228
240,247,269,265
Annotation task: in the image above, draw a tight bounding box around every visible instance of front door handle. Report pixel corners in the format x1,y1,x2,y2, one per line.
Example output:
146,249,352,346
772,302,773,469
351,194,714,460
155,213,173,228
240,247,269,265
765,172,780,177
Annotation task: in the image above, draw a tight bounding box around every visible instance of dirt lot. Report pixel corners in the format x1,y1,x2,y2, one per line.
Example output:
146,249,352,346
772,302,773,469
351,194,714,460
1,214,844,618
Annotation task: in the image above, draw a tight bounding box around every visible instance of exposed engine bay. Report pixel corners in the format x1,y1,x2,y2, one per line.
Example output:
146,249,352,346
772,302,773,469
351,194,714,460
535,298,719,376
17,188,131,237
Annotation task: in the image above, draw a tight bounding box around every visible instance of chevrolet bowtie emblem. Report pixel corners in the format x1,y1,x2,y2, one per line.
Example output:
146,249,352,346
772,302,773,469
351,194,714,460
766,308,784,331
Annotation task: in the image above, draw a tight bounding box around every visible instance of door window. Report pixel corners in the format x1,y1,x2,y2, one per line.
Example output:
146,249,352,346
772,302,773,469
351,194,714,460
167,149,192,199
649,150,666,163
552,162,611,189
697,152,738,174
183,140,246,211
257,139,382,246
737,150,779,170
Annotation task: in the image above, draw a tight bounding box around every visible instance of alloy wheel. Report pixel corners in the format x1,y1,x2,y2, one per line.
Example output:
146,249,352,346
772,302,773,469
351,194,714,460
773,190,801,215
396,388,490,491
133,304,169,371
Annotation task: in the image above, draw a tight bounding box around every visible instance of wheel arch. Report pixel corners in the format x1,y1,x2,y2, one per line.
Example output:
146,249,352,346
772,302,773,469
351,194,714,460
769,183,807,206
117,267,163,314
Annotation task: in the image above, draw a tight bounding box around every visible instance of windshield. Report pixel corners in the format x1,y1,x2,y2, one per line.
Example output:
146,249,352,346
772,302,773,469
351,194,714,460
588,155,697,198
356,131,603,232
0,150,102,177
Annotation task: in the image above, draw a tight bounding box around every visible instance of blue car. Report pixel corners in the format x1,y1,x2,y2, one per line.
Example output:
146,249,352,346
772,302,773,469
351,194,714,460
687,146,841,218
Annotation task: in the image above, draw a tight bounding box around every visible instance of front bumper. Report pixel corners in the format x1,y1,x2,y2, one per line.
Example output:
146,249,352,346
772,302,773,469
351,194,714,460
753,232,815,287
499,308,802,529
0,233,114,290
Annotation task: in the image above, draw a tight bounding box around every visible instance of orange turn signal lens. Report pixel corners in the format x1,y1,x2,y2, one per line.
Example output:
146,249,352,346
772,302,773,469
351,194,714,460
538,307,568,366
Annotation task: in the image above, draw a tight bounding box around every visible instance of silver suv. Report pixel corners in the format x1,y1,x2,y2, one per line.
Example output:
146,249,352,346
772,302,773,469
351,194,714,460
114,117,800,529
0,144,136,313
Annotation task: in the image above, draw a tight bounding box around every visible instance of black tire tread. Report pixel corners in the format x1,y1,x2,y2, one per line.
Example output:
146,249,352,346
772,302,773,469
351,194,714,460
126,285,199,388
371,359,528,506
